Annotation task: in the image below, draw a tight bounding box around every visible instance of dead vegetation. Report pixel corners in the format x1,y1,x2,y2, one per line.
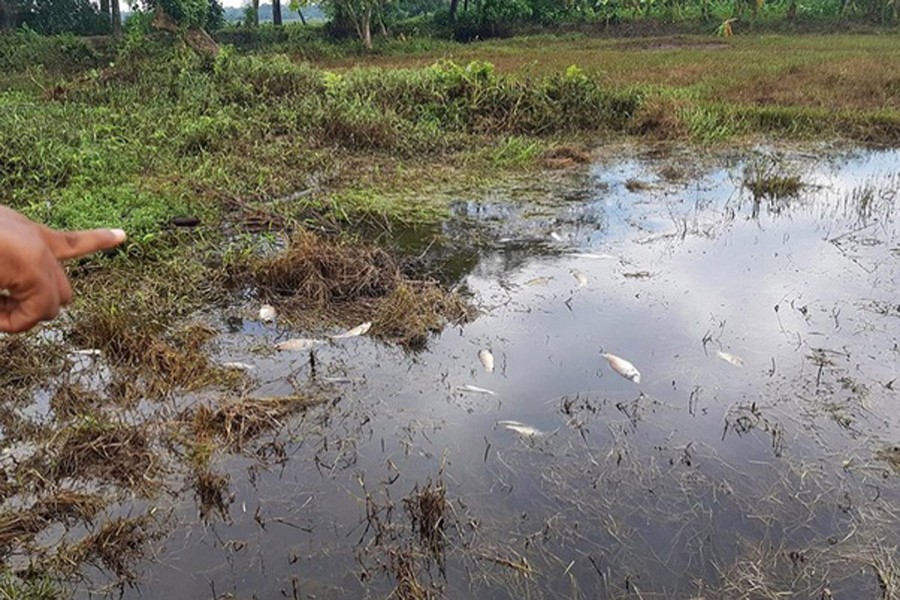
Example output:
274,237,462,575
48,416,160,492
192,469,232,522
179,393,325,454
539,144,592,169
56,515,163,582
68,311,236,401
0,336,66,390
357,470,453,600
403,478,447,561
49,384,104,421
0,491,104,550
252,231,472,347
374,282,471,348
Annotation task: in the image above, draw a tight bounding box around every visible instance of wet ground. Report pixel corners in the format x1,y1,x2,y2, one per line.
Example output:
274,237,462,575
64,146,899,598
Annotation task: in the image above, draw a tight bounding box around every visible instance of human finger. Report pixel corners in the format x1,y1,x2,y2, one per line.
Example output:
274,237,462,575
40,227,127,261
53,261,73,306
0,277,60,333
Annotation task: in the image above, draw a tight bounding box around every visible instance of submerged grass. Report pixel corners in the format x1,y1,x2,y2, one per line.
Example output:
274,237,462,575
56,515,163,583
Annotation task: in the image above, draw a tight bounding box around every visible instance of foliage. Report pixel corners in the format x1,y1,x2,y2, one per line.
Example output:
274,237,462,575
131,0,223,29
0,29,111,73
20,0,110,35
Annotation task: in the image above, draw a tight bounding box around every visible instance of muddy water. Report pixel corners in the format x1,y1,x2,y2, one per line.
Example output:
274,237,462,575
108,147,897,599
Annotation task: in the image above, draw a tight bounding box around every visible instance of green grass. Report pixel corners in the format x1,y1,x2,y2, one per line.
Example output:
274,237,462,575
0,570,66,600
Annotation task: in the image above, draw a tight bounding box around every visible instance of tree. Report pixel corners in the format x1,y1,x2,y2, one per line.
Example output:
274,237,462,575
20,0,110,34
321,0,378,48
289,0,308,23
273,0,282,23
0,0,10,29
111,0,120,34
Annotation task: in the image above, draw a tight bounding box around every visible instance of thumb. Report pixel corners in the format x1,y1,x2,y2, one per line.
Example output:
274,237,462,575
41,227,127,261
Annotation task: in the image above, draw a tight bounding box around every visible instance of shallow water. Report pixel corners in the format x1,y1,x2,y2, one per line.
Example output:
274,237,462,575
83,146,899,599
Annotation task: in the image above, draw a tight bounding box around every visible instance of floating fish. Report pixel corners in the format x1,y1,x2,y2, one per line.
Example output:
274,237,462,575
258,304,276,323
600,352,641,383
571,269,588,288
322,376,356,385
222,361,255,371
276,338,322,351
330,322,372,339
478,349,495,373
525,276,553,287
497,420,543,437
564,252,617,260
716,350,745,367
550,231,565,242
457,384,497,396
70,348,102,356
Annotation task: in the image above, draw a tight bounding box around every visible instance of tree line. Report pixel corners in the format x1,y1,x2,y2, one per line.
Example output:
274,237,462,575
1,0,897,48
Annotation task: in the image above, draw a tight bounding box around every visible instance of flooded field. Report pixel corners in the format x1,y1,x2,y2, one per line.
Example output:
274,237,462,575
7,145,900,598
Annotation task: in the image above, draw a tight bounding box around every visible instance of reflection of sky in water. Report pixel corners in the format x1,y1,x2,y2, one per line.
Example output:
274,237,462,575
106,149,899,600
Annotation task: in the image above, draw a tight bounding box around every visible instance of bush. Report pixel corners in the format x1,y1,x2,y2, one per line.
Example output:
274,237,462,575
0,30,112,73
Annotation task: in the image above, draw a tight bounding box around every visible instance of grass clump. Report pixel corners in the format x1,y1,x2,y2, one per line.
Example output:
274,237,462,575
0,337,66,390
192,469,232,522
252,231,471,347
183,394,324,453
49,385,104,421
57,515,163,583
254,231,398,304
67,308,229,400
743,154,804,200
0,569,66,600
49,416,160,492
374,282,473,348
0,491,104,551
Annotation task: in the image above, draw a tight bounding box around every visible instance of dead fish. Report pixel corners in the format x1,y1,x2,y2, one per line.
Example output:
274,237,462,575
457,384,497,396
525,276,553,287
258,304,276,323
478,349,495,373
322,376,356,385
570,269,588,288
330,322,372,339
600,352,641,383
716,350,745,367
564,252,617,260
497,420,543,437
222,361,255,371
623,271,652,279
550,231,564,242
276,338,322,351
70,348,102,356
